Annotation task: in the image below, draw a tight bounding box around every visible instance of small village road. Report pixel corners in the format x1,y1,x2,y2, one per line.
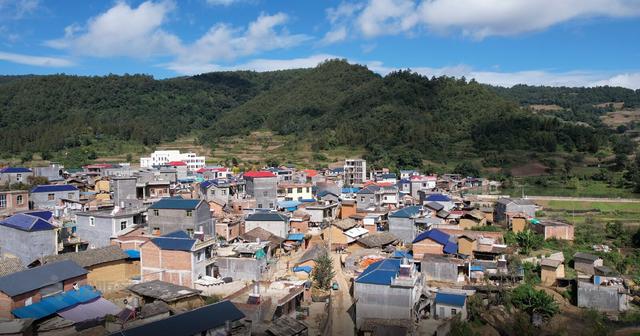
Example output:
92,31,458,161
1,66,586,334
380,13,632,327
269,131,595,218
330,251,355,336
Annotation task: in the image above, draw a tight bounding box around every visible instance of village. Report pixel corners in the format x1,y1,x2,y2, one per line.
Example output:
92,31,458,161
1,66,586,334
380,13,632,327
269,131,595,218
0,150,637,336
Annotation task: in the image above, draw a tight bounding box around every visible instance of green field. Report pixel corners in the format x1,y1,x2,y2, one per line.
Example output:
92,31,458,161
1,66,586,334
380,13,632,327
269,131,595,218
538,199,640,225
502,180,639,199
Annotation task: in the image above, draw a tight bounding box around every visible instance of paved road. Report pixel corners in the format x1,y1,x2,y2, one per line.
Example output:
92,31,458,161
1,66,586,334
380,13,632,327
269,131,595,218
474,194,640,203
330,251,355,336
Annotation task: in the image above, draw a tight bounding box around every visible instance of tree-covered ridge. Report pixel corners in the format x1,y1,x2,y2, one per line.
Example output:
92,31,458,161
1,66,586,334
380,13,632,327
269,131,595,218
491,84,640,108
0,59,629,174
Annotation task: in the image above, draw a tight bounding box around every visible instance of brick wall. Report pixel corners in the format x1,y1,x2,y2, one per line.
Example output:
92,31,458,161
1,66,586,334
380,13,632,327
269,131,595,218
141,242,193,287
412,239,444,260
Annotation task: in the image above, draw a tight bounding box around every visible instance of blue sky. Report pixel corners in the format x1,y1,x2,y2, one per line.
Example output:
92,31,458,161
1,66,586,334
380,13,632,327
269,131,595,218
1,0,640,88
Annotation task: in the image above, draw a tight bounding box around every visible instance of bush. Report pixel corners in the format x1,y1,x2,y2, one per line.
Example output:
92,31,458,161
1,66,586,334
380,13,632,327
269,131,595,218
509,284,559,319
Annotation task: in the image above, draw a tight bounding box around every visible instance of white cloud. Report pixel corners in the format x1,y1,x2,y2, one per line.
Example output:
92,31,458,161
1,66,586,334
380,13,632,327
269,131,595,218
339,0,640,39
0,50,73,67
320,26,348,45
205,0,243,6
0,0,40,20
167,54,340,74
46,1,180,58
168,13,311,73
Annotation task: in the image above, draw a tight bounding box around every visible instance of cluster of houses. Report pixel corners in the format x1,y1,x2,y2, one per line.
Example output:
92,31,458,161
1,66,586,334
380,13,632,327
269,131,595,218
0,156,632,335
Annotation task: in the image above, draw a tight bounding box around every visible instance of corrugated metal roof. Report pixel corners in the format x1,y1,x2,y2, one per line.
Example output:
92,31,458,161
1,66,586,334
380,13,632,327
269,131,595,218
0,212,56,232
355,259,401,285
110,300,244,336
12,285,101,319
150,231,196,251
0,260,88,297
148,198,201,210
0,167,32,173
389,206,422,218
246,212,288,222
425,194,451,202
31,184,78,193
413,229,449,245
286,233,305,241
243,171,276,178
435,292,466,307
57,297,120,323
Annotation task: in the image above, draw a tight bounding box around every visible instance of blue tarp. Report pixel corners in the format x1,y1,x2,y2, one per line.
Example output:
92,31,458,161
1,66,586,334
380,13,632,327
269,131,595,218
286,233,305,241
293,266,313,273
124,249,140,259
278,200,301,211
12,285,101,320
299,198,316,203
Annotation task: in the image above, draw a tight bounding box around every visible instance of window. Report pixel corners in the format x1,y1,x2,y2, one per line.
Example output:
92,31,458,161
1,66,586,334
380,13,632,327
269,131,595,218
263,191,268,197
257,204,263,208
360,197,365,202
269,203,274,208
196,251,204,262
48,193,55,201
153,209,159,216
16,195,23,205
186,210,192,217
120,221,127,230
451,309,457,315
210,190,216,195
68,193,74,199
16,174,22,182
297,187,302,193
187,228,194,236
89,217,95,227
221,189,227,195
0,195,5,208
287,188,293,193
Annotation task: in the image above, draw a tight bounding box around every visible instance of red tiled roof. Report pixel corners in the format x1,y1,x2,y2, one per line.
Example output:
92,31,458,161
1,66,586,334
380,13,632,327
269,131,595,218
167,161,187,166
196,168,207,173
243,171,276,178
303,169,318,177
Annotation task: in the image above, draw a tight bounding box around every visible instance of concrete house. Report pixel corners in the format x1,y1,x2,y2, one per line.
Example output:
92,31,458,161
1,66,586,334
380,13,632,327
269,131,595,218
140,231,217,288
356,185,399,210
75,207,146,249
421,256,463,283
433,292,467,320
495,198,537,224
344,159,367,187
421,194,454,211
148,197,213,236
0,260,88,318
408,175,437,199
0,211,58,266
245,212,290,239
278,183,313,201
577,281,630,312
411,229,457,260
199,178,246,206
299,202,339,227
30,184,79,210
0,190,29,217
244,171,278,209
574,252,603,276
354,258,422,332
0,167,33,185
532,220,574,241
388,206,427,244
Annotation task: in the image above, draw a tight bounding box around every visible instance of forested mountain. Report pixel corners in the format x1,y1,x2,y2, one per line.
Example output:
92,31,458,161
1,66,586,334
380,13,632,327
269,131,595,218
0,60,630,171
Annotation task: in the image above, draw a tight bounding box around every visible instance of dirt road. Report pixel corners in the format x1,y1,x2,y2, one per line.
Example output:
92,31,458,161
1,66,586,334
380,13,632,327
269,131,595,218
330,251,356,336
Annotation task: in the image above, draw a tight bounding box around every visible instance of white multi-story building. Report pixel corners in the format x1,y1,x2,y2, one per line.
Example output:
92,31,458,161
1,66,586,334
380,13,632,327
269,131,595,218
140,150,206,171
344,159,367,187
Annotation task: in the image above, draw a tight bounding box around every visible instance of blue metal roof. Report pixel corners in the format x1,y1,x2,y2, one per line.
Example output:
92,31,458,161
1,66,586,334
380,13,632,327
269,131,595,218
246,212,288,222
435,292,466,307
148,198,201,210
470,265,483,272
278,200,301,210
0,167,32,173
286,233,305,241
293,266,313,273
356,259,401,285
317,190,339,198
341,187,360,193
31,184,78,193
425,194,451,202
413,229,458,254
0,212,56,232
12,285,101,319
150,231,196,251
0,260,88,297
389,206,422,218
392,250,414,259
